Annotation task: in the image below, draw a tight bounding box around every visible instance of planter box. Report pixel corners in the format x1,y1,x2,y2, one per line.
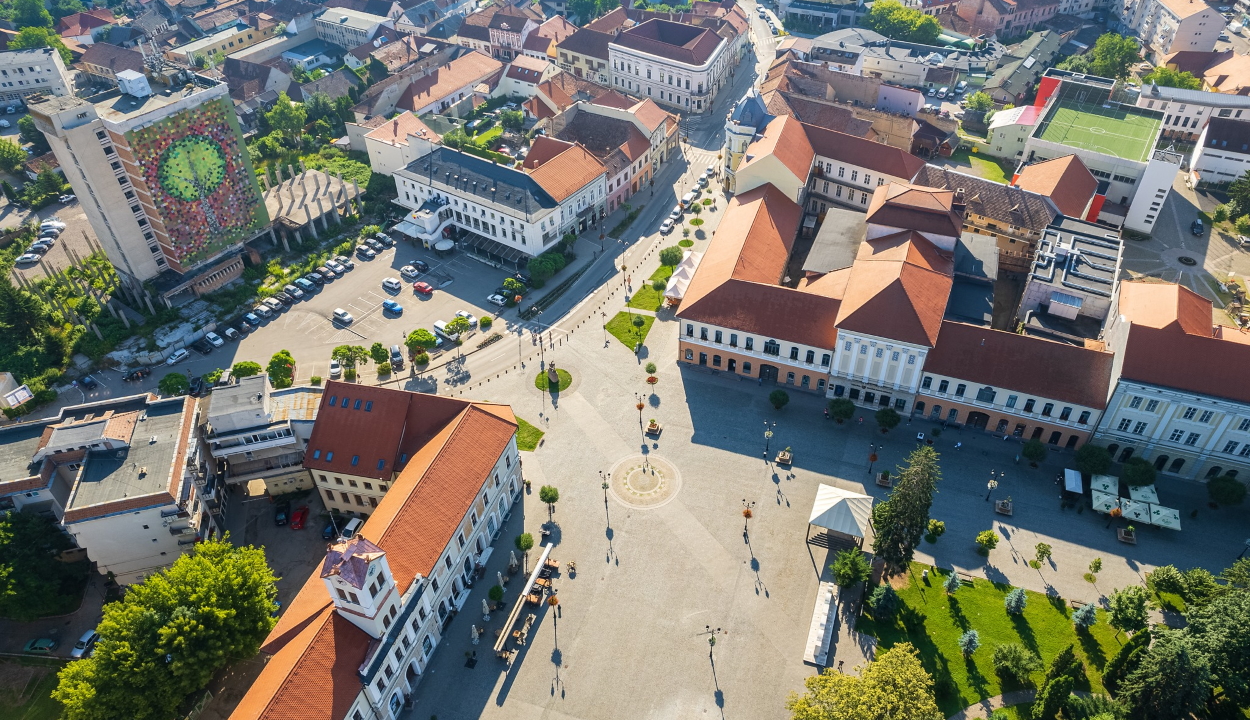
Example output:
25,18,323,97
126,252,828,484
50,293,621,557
995,500,1013,516
875,473,892,488
646,422,662,436
775,451,793,465
1117,529,1137,544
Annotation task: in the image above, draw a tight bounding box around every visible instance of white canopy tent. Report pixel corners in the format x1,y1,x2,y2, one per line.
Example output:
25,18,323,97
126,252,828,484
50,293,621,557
1064,468,1082,494
808,484,874,545
663,251,702,303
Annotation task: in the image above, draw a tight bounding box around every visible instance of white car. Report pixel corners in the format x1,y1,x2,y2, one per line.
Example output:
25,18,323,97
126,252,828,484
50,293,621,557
166,348,189,366
283,284,305,299
660,218,675,235
455,310,478,327
382,277,402,292
400,265,420,280
16,253,40,263
670,206,682,220
59,194,76,204
205,332,224,348
40,220,66,231
487,293,507,307
333,308,353,324
329,359,342,379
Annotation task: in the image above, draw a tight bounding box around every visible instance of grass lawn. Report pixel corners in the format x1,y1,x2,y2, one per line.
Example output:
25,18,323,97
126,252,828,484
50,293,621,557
857,564,1123,716
0,660,63,720
606,311,654,349
515,417,544,451
627,267,674,311
948,148,1013,184
534,368,572,392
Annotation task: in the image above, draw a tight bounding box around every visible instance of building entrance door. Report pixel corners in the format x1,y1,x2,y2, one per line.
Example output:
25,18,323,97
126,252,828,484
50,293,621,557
967,412,990,430
759,364,779,383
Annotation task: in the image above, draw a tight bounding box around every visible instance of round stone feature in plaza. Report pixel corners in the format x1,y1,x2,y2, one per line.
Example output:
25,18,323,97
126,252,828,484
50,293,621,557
607,454,682,509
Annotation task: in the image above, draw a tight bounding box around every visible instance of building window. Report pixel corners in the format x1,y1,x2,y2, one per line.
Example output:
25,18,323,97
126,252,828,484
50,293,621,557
745,337,754,351
685,349,693,360
730,334,738,347
714,330,722,343
955,384,966,397
1024,399,1035,413
1078,411,1090,424
938,380,949,393
1133,422,1148,435
921,377,932,390
700,327,708,340
1170,429,1185,442
743,362,751,374
1041,403,1053,417
1129,396,1142,409
1199,410,1214,423
712,355,721,367
1118,418,1132,432
763,340,780,356
1183,407,1197,420
1059,407,1072,421
1239,418,1250,432
1185,432,1201,446
1223,440,1239,454
1005,395,1017,408
686,324,693,337
976,386,995,403
821,354,831,367
789,347,799,360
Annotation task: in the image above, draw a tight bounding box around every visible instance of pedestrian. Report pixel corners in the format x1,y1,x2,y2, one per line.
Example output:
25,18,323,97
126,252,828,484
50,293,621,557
838,660,844,672
954,442,962,450
1015,454,1020,464
858,416,863,424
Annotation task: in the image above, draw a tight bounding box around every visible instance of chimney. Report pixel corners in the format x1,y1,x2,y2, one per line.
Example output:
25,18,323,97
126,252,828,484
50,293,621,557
952,186,967,213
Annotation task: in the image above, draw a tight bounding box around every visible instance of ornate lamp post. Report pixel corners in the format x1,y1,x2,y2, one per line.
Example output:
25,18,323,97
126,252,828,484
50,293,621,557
635,393,645,431
985,470,1003,501
704,625,722,658
599,470,610,507
868,442,877,475
763,421,775,457
742,499,755,536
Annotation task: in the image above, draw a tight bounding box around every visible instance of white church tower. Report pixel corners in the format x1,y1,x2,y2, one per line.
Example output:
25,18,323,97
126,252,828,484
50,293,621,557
320,537,400,639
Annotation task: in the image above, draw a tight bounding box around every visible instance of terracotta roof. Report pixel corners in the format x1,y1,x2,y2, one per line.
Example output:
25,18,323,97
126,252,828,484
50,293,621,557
764,92,875,139
835,225,953,347
78,42,144,75
629,98,670,132
678,185,841,348
913,165,1057,232
58,7,116,37
525,14,576,53
504,54,549,82
320,536,385,588
738,114,814,187
865,182,964,238
527,142,606,202
590,90,636,109
924,321,1114,408
304,383,412,480
397,51,503,111
804,123,925,180
365,111,440,145
1117,280,1213,335
557,111,650,163
585,6,630,32
555,27,612,60
613,18,723,67
521,135,573,168
1012,155,1097,217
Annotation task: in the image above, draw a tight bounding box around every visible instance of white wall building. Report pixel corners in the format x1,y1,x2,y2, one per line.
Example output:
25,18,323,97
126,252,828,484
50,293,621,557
1187,116,1250,186
1137,82,1250,142
0,47,71,108
315,9,395,49
1113,0,1224,58
608,18,731,113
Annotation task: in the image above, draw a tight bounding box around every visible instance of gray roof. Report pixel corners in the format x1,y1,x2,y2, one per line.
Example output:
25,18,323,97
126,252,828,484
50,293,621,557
729,88,771,127
1143,82,1250,108
70,398,187,511
911,164,1057,232
1029,216,1122,299
802,206,866,275
405,146,558,211
811,27,1006,72
0,423,49,484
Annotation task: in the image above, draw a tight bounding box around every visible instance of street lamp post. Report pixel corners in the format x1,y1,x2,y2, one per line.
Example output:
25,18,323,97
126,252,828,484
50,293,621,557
742,499,755,536
867,443,877,476
763,421,775,457
704,625,722,658
985,470,1002,501
601,311,608,348
635,393,645,431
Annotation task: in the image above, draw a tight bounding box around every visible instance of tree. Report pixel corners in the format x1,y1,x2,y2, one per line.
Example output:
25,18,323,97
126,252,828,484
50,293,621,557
830,548,872,588
158,373,190,396
959,629,980,657
445,316,472,348
861,0,941,44
1073,603,1098,629
1055,54,1091,74
267,349,295,389
1074,444,1112,476
8,27,72,64
12,0,53,28
232,361,262,378
1208,474,1246,505
944,572,961,594
828,398,855,423
0,137,26,174
488,584,504,604
1089,33,1140,79
1108,585,1149,636
1186,590,1250,706
502,277,525,295
264,92,307,148
1005,587,1027,615
514,532,534,570
872,446,941,576
1034,543,1052,566
304,92,334,123
965,91,994,111
1102,627,1151,696
976,529,999,553
870,585,899,618
659,245,684,266
331,345,369,368
0,510,85,620
1022,439,1047,466
1142,66,1202,90
992,643,1041,683
769,389,790,409
876,408,901,433
1117,629,1211,720
53,539,277,720
1032,673,1075,720
369,342,389,366
18,115,49,154
500,109,524,131
1222,558,1250,589
405,328,438,354
786,642,941,720
1121,457,1155,487
538,485,559,521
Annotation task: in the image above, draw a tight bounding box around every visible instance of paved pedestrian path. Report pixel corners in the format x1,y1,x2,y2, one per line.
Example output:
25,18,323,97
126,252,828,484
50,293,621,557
947,690,1091,720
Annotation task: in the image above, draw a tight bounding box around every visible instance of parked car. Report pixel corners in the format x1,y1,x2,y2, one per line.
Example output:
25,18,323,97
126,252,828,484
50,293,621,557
71,630,99,659
59,194,76,204
487,293,507,307
192,338,215,355
955,80,968,93
1192,218,1205,235
305,272,324,285
357,246,377,259
205,332,224,347
697,174,709,188
290,506,309,530
325,260,345,274
389,344,405,370
16,253,40,264
78,375,97,390
294,278,315,292
329,359,342,379
223,327,241,341
189,375,206,397
40,220,66,230
669,206,682,220
382,299,403,314
375,232,395,247
382,277,402,292
166,348,190,365
263,297,283,313
123,367,151,382
927,87,937,96
253,304,273,319
273,292,293,306
413,281,434,295
660,218,675,235
283,283,305,299
433,319,459,342
244,312,262,326
414,260,431,273
400,265,420,280
315,266,335,280
237,319,254,333
333,308,353,324
23,636,59,654
333,255,355,270
322,521,338,540
365,238,385,251
274,502,291,526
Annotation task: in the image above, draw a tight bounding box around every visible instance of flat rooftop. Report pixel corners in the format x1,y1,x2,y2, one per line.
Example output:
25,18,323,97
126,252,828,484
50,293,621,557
88,76,225,124
0,424,51,482
1034,99,1161,163
1029,217,1122,299
70,398,187,510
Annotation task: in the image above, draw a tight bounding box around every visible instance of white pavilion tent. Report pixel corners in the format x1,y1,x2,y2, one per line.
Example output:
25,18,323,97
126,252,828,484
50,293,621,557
807,484,874,547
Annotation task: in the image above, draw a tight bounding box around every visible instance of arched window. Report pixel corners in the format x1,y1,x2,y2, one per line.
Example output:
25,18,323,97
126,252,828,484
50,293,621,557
763,339,780,356
1228,470,1239,479
914,401,926,416
976,386,996,403
1206,466,1224,479
1168,458,1185,473
930,405,942,419
1154,455,1169,470
1118,447,1134,462
1108,443,1120,457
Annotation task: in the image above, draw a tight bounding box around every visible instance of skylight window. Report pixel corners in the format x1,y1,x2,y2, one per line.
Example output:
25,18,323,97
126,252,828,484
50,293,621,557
351,455,360,466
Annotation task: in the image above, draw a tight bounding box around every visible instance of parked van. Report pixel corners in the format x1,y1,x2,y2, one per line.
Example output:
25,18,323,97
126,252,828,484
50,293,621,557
433,319,460,342
216,369,233,387
340,517,363,540
680,191,697,208
389,345,404,370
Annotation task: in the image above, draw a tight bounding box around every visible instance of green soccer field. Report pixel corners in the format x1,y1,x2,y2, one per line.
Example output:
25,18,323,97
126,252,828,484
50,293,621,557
1035,100,1161,162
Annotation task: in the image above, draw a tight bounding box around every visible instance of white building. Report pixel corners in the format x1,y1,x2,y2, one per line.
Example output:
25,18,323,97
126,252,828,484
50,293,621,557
1137,82,1250,142
315,9,395,49
609,18,731,113
1187,115,1250,186
0,46,72,108
364,112,442,177
205,374,321,494
1113,0,1224,59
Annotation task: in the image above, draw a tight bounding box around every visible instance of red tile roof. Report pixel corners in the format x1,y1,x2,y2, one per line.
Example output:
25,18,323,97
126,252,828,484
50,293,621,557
521,135,574,169
527,142,606,202
1012,155,1097,218
865,183,964,238
58,7,115,36
834,228,953,347
925,321,1114,409
737,115,814,189
1117,280,1213,335
803,123,926,181
396,51,503,112
613,18,723,67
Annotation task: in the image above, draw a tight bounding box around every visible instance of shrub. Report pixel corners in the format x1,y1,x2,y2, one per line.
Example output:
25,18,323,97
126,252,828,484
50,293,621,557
1034,542,1053,566
1072,602,1098,629
925,518,946,543
828,398,855,422
1146,565,1186,595
976,529,999,552
1238,215,1250,235
345,368,357,381
830,548,871,587
875,407,901,432
944,572,961,594
1004,587,1028,615
1215,204,1230,222
232,361,262,377
479,316,493,330
769,389,789,409
645,362,657,374
869,585,899,618
310,375,322,385
659,246,683,265
958,629,980,656
414,352,430,365
651,278,666,291
1209,474,1247,505
488,585,505,603
1075,444,1112,476
1022,439,1048,465
992,642,1042,682
1063,693,1126,720
1122,457,1156,486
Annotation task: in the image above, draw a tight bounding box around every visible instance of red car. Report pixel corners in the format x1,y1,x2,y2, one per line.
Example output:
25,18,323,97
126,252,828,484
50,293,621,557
413,281,434,296
290,506,309,530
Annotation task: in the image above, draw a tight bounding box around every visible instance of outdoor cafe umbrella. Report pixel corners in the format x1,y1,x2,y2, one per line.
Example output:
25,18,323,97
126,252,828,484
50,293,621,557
471,625,480,645
497,571,505,588
1091,490,1120,514
482,598,491,621
1119,498,1152,525
1091,475,1118,494
1149,504,1182,531
1129,484,1160,504
509,551,519,570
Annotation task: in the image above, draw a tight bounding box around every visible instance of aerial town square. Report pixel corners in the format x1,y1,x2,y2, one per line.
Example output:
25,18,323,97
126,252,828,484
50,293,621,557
2,0,1250,718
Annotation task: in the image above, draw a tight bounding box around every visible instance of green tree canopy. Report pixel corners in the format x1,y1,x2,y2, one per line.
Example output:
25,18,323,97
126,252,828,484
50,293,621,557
158,373,189,396
861,0,941,44
267,349,295,388
964,91,994,111
1089,33,1140,79
264,92,307,148
1208,474,1246,505
12,0,53,28
1143,66,1202,90
786,642,941,720
876,408,901,432
1022,438,1047,464
0,137,26,174
1102,627,1150,695
0,510,86,620
659,246,684,266
1121,457,1156,486
1074,444,1112,476
53,538,277,720
830,548,871,588
231,360,262,377
18,115,49,154
769,389,790,409
1055,54,1091,74
1186,590,1250,706
1117,629,1211,720
872,446,940,576
369,342,389,366
538,485,559,520
828,398,855,422
331,344,370,368
8,27,72,64
405,329,438,353
1108,585,1150,636
500,109,524,131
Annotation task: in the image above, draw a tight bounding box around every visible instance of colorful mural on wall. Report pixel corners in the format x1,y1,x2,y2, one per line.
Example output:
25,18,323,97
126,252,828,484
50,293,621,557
125,96,268,268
